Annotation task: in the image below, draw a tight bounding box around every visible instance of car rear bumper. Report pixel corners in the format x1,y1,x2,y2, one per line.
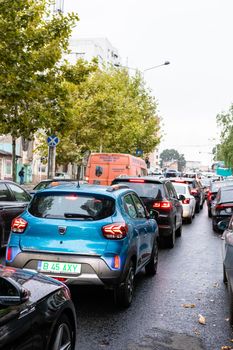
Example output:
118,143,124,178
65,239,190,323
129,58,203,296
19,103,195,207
6,251,124,287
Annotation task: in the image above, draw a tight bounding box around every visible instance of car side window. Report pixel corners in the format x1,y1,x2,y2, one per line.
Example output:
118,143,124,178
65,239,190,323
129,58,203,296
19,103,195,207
8,184,31,202
123,195,137,219
0,183,13,201
165,182,174,198
131,193,146,218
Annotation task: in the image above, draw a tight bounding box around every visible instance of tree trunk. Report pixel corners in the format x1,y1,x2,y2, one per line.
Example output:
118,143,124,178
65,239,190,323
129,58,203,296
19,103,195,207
12,136,17,182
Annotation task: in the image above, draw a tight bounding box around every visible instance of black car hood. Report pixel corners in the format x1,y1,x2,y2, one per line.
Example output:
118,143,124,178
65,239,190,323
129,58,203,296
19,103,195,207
0,266,62,304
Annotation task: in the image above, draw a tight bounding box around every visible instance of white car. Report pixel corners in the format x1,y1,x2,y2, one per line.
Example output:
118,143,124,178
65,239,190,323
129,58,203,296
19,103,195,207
173,182,196,224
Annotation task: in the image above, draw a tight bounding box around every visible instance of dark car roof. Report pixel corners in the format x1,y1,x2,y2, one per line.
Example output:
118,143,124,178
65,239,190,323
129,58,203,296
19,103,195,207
33,183,134,199
0,265,62,303
112,176,169,184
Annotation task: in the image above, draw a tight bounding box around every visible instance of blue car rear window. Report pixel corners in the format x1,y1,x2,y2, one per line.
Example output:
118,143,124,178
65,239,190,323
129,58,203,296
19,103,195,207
28,193,115,220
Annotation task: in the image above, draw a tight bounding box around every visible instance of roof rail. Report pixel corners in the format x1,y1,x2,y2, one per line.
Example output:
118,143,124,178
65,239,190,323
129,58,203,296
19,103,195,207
106,184,129,192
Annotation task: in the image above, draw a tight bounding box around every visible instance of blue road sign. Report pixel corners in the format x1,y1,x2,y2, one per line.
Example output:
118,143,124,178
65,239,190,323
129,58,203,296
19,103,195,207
136,149,143,156
47,135,59,147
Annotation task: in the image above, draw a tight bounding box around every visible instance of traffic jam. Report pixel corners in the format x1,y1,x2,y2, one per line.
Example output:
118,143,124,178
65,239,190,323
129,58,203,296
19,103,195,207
1,153,233,349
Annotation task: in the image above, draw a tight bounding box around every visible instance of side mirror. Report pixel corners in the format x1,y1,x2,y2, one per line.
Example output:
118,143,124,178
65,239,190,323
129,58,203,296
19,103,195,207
0,277,29,306
217,220,230,231
178,194,185,201
149,209,159,220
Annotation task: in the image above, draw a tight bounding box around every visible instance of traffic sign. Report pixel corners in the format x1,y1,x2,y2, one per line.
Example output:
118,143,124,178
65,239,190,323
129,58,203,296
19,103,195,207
47,135,59,147
136,149,143,156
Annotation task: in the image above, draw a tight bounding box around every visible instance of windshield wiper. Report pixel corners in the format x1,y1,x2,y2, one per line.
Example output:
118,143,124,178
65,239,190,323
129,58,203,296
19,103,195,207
64,213,94,220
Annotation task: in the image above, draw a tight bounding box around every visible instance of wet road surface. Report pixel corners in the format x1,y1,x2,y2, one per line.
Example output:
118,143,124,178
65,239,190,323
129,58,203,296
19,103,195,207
1,204,233,349
71,204,233,350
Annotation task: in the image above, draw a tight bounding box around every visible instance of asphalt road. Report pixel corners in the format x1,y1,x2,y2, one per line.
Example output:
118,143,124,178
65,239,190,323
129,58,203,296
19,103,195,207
1,203,233,349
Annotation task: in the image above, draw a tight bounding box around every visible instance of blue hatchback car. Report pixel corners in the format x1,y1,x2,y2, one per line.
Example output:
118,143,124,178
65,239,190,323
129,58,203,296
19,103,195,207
6,184,159,307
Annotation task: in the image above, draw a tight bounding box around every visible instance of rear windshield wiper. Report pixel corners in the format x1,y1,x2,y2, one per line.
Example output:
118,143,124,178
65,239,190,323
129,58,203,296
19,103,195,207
64,213,94,220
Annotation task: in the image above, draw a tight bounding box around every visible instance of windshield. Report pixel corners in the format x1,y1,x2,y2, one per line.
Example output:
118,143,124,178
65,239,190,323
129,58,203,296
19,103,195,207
28,193,115,220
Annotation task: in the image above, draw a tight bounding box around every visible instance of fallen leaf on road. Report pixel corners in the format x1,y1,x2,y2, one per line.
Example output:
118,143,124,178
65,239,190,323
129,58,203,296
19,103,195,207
198,314,206,325
182,303,196,308
230,339,233,342
225,318,230,322
213,282,219,288
193,328,200,336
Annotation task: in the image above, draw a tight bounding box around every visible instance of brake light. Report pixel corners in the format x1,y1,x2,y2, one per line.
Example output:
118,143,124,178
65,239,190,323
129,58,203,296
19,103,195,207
153,201,173,210
182,198,190,204
11,217,28,233
207,191,212,200
6,247,12,261
191,189,198,195
102,223,128,239
129,179,145,183
216,203,233,210
52,277,67,282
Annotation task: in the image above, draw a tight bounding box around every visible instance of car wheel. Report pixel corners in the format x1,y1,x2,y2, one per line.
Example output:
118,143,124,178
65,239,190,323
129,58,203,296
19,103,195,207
176,223,182,237
115,261,135,308
145,240,158,276
165,226,175,249
195,202,200,213
212,219,219,233
228,283,233,325
50,314,74,350
187,215,192,224
223,264,227,284
208,208,212,218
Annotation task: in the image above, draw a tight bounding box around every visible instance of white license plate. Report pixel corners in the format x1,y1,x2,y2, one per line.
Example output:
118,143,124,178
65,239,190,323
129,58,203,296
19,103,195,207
38,261,81,274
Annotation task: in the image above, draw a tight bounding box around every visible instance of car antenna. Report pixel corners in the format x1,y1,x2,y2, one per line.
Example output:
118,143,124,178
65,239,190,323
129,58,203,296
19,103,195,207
77,165,80,188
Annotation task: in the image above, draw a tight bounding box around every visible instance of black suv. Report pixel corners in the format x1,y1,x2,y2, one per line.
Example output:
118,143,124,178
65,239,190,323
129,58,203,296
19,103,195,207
112,177,183,248
207,180,233,218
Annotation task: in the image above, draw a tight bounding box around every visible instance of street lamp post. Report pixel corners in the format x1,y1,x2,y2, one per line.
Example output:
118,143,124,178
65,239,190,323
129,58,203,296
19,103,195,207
115,61,170,72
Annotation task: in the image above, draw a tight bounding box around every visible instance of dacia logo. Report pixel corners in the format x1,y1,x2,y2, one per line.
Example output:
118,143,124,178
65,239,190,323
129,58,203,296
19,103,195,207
58,226,67,235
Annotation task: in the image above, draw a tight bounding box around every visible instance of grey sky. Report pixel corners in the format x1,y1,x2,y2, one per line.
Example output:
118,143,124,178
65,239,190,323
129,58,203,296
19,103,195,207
64,0,233,165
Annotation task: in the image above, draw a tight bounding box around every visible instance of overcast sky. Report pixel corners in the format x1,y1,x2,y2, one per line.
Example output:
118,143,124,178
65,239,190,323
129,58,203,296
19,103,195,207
64,0,233,165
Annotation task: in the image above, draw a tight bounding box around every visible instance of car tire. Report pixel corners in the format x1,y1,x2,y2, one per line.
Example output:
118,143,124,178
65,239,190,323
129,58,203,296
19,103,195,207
212,219,219,233
145,240,158,276
50,314,74,350
187,215,192,224
208,208,212,218
115,261,135,308
195,202,200,213
223,264,227,284
228,283,233,325
176,223,182,237
165,226,175,249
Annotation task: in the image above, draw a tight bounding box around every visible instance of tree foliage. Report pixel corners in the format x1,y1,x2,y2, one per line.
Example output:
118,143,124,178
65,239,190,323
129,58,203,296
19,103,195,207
216,104,233,168
160,148,186,171
55,66,161,165
0,0,79,178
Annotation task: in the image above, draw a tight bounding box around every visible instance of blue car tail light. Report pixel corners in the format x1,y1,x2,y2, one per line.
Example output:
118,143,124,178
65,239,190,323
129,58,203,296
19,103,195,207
103,255,121,270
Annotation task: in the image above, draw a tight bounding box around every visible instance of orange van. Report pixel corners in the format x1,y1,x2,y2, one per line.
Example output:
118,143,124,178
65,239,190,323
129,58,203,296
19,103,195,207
85,153,148,185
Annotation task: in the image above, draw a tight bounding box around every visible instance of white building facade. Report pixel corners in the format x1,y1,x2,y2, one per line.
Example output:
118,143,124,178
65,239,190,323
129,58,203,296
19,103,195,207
65,37,121,67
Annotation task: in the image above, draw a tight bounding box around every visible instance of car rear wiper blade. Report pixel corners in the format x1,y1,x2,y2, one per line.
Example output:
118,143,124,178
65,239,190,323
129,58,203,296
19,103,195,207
64,213,94,220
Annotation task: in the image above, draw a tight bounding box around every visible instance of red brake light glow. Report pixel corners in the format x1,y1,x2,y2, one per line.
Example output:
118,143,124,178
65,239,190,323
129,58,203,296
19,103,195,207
6,247,12,261
129,179,145,183
65,195,78,200
102,223,128,239
182,198,190,204
11,217,28,233
152,201,173,210
191,189,198,195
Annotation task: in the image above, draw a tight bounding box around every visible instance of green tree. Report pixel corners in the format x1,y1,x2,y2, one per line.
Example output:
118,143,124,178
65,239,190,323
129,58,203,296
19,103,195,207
216,104,233,168
160,148,186,171
0,0,78,180
55,66,161,165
